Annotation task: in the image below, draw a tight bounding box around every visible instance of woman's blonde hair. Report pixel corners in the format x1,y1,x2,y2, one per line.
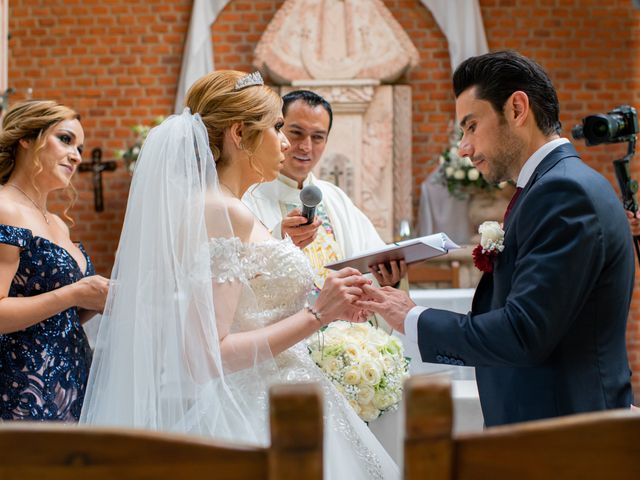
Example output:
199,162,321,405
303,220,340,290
184,70,282,174
0,100,81,222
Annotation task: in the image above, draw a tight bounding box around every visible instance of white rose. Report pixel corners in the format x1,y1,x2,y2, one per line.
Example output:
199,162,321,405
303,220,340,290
322,356,341,376
344,342,362,360
348,399,362,415
343,367,361,385
360,360,383,386
463,156,473,167
132,146,140,155
453,169,465,180
373,391,396,411
478,221,504,250
445,166,454,178
449,146,458,157
359,404,381,423
364,345,382,359
357,385,375,405
366,329,388,348
438,155,445,165
467,168,480,181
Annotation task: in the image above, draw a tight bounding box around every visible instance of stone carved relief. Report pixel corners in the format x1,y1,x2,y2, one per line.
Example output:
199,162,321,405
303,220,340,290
254,0,419,84
298,84,376,114
318,153,355,197
392,86,413,231
361,120,392,232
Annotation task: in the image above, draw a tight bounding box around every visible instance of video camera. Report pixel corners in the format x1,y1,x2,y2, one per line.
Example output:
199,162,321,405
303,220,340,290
572,105,638,146
572,104,639,260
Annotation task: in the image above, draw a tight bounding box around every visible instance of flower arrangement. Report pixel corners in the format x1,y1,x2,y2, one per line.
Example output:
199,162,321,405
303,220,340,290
436,125,495,199
308,321,409,423
115,117,164,173
472,221,505,273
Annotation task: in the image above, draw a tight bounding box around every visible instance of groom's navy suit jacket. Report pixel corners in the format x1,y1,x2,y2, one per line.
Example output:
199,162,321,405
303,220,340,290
417,142,634,426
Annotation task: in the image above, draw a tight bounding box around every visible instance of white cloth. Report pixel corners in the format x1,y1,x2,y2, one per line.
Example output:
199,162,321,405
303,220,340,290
174,1,488,110
421,0,489,71
173,0,231,112
243,173,386,259
417,170,473,244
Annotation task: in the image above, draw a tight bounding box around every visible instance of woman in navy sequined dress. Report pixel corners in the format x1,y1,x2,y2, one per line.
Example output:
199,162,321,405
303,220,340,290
0,101,109,421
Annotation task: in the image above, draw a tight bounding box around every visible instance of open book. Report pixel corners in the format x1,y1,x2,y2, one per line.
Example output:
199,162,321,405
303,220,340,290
325,233,460,273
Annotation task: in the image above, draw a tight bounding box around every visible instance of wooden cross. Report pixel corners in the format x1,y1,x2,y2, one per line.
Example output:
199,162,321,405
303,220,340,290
78,147,117,212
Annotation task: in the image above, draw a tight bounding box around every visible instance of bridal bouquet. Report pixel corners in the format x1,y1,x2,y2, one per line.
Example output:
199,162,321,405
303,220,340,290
308,321,409,423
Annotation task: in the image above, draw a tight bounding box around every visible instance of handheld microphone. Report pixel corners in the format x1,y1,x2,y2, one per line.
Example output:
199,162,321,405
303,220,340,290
299,185,323,225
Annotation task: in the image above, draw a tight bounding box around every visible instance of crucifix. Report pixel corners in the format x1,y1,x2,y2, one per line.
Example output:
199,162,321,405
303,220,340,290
78,147,117,212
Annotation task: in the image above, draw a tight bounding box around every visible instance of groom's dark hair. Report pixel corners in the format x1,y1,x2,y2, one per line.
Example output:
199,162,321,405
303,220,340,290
282,90,333,132
453,50,561,136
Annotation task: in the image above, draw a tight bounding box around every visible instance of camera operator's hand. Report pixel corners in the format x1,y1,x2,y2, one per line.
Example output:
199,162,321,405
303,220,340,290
626,210,640,237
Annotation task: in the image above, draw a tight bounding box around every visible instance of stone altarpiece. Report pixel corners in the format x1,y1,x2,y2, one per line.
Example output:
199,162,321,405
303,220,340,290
254,0,418,242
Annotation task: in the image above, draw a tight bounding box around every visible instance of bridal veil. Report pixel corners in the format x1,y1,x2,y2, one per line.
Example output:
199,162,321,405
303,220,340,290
80,109,267,442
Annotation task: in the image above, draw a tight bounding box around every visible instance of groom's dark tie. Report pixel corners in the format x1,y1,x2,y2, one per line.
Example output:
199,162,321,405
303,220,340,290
503,186,523,223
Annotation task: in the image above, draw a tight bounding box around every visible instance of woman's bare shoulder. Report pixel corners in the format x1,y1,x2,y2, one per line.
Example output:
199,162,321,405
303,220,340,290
0,191,23,227
204,194,255,242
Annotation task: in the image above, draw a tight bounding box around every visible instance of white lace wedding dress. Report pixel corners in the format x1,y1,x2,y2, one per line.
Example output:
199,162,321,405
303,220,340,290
210,236,399,480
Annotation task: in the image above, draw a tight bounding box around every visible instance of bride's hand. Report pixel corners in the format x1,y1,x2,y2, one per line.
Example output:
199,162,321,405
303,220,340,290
315,267,370,325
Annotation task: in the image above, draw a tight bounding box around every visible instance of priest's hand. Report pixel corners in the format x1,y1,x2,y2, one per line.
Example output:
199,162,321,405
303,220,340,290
369,259,407,287
281,208,322,249
354,284,415,334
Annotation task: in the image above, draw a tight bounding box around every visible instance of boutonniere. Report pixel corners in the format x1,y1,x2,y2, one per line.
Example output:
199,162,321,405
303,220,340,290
472,221,505,273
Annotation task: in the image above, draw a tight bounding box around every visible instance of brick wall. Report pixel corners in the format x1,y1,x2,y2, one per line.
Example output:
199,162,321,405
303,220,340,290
7,0,192,274
7,0,640,395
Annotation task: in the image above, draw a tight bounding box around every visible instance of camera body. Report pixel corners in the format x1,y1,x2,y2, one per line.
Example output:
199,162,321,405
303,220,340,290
572,105,638,146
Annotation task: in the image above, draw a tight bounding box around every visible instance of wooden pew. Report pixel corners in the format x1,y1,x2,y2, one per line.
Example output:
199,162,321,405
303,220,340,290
408,261,461,288
0,383,323,480
404,375,640,480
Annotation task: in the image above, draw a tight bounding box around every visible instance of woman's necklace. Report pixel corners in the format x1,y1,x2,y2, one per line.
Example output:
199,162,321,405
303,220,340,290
7,183,50,225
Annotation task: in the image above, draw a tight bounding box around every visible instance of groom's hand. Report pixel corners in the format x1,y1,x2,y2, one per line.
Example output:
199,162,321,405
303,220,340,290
281,208,321,249
354,284,415,333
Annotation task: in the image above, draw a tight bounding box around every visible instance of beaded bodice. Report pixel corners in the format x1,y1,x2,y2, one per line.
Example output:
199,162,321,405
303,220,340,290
210,237,314,331
0,224,94,421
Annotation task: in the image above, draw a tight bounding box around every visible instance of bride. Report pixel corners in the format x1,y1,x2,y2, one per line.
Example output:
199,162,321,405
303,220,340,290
80,70,399,479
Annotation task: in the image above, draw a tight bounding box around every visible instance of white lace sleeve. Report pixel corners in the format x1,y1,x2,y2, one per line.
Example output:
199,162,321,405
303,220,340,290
209,237,245,283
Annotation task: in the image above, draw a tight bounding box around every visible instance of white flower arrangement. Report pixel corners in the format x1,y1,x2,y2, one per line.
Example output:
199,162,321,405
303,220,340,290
115,117,164,174
436,123,500,199
308,321,409,423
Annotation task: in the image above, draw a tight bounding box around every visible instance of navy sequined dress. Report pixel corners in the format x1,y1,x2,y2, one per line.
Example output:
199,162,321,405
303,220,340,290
0,224,94,421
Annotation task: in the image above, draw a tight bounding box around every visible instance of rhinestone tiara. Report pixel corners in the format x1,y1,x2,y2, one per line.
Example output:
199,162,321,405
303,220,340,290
234,71,264,91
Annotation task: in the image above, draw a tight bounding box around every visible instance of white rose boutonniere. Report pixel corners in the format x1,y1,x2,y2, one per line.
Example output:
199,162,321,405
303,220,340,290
472,221,505,273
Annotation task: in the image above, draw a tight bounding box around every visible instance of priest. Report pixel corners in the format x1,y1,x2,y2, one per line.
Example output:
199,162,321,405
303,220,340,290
242,90,406,306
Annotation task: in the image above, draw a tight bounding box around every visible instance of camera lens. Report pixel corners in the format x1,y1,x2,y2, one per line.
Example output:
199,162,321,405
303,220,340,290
583,115,615,143
571,124,585,140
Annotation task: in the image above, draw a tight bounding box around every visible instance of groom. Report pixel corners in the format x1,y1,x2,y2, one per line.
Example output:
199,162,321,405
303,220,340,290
357,50,635,426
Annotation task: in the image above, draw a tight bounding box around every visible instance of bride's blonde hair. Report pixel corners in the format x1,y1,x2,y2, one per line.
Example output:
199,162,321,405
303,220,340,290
184,70,282,171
